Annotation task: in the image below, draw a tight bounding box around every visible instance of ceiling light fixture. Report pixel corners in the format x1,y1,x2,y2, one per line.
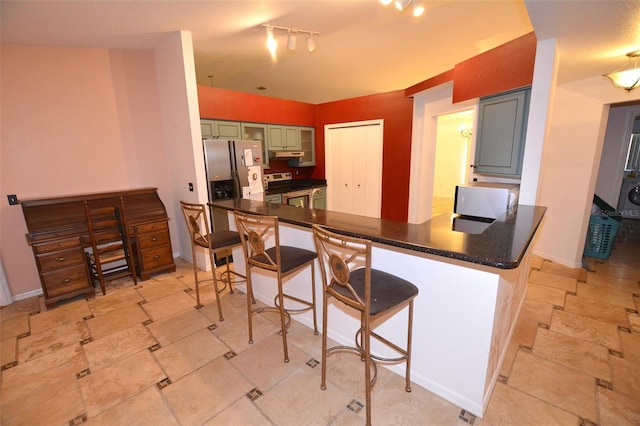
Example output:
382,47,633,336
604,50,640,92
380,0,425,17
262,25,319,57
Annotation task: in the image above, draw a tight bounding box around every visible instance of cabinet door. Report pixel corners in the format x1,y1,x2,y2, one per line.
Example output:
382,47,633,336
200,119,241,139
201,119,215,138
474,88,530,176
241,122,269,167
296,127,315,166
267,125,300,150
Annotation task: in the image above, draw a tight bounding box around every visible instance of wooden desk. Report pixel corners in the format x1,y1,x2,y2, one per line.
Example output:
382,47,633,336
21,188,176,307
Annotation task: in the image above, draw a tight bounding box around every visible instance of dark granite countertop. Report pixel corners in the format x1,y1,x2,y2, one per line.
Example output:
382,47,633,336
209,199,546,270
265,179,327,195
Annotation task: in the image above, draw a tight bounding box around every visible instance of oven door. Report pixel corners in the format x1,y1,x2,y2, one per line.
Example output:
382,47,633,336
282,190,311,208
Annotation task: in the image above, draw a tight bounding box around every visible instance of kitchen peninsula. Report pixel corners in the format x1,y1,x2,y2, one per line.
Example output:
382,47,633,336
210,198,546,417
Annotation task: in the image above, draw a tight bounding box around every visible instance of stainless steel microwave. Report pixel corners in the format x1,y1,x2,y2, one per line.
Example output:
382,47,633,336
454,182,520,219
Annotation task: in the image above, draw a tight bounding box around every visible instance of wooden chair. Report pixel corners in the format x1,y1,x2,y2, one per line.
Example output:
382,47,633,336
312,224,419,426
180,201,244,321
233,210,318,363
84,201,137,295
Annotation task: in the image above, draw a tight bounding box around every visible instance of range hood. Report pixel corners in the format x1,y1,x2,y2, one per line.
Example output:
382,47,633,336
269,150,305,159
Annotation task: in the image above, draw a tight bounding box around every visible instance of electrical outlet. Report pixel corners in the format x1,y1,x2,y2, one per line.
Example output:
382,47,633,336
188,183,194,192
7,194,18,205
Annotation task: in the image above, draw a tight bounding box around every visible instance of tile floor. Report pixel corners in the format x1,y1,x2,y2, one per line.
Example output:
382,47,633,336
1,219,639,425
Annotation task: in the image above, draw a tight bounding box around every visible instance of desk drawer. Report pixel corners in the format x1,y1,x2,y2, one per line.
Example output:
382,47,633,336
139,247,173,271
37,249,85,272
135,221,169,235
33,237,82,255
41,264,90,297
137,230,170,250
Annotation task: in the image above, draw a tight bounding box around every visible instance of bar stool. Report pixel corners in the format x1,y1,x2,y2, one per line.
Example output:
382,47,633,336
233,210,318,363
312,224,419,426
180,201,243,321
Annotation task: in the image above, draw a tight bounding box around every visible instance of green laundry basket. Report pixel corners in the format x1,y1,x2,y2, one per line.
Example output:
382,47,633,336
583,215,620,259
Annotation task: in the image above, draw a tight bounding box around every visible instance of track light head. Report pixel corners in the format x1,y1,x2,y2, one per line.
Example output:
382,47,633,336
306,36,316,53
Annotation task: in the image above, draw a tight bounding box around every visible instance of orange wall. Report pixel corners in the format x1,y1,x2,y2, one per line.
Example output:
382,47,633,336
315,91,414,222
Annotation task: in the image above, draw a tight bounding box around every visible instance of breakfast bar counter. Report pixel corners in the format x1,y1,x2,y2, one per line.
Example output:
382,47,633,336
210,199,546,417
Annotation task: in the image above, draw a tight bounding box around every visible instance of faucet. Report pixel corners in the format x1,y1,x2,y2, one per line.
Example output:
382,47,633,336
309,187,321,209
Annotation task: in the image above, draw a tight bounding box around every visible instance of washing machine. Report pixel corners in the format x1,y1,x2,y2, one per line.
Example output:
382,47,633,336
618,178,640,219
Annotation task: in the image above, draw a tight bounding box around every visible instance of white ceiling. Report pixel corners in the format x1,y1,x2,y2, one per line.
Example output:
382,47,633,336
1,0,640,104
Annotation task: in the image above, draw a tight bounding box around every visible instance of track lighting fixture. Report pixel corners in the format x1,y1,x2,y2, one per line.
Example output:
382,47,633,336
262,25,319,57
380,0,425,17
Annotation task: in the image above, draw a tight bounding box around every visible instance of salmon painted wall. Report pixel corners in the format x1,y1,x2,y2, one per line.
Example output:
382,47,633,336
315,91,414,222
1,45,169,298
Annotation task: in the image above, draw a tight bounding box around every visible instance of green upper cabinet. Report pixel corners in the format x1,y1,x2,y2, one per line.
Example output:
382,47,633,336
267,125,300,151
201,119,242,139
474,87,531,176
289,127,316,167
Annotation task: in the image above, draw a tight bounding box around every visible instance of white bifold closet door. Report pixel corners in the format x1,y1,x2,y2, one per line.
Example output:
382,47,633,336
325,120,383,218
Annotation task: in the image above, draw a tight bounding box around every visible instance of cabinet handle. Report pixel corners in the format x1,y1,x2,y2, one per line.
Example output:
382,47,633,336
56,256,67,262
154,255,160,260
62,278,71,283
470,164,477,169
151,236,158,242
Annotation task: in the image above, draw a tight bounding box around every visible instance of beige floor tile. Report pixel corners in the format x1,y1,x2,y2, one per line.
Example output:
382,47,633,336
255,367,351,426
0,297,41,321
86,302,150,340
146,307,213,346
230,333,310,391
610,355,640,402
154,328,230,381
1,343,87,404
619,331,640,363
586,271,640,294
518,296,554,325
162,356,254,425
0,337,16,367
18,319,90,363
139,290,197,321
30,298,92,334
597,387,640,426
564,294,630,327
0,312,29,341
83,323,157,370
88,386,180,426
0,374,85,426
532,328,610,380
323,350,394,402
508,351,597,422
629,313,640,335
284,320,323,360
371,373,461,425
539,260,587,280
526,283,567,307
199,290,252,323
213,310,282,355
577,282,637,310
550,309,622,351
88,286,145,316
135,277,190,302
478,381,578,425
499,318,539,377
79,349,166,417
529,269,577,292
203,396,270,426
529,255,544,270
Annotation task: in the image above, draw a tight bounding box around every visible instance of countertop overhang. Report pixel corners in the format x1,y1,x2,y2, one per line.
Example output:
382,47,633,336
209,199,546,269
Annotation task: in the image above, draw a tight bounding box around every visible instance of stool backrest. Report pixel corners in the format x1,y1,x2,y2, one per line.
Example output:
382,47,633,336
233,211,280,272
179,201,212,247
312,224,372,312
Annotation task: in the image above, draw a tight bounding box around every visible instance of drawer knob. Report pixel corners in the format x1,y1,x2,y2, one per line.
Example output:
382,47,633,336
151,237,158,242
154,255,160,260
62,278,71,283
56,256,67,262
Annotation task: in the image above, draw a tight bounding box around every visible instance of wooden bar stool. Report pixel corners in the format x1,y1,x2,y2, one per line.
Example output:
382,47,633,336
312,224,419,426
180,201,243,321
234,210,318,363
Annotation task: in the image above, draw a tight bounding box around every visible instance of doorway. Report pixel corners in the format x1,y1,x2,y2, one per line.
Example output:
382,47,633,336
432,110,475,217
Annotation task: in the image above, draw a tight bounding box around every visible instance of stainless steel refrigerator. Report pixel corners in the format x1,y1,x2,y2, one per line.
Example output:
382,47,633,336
203,139,264,232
